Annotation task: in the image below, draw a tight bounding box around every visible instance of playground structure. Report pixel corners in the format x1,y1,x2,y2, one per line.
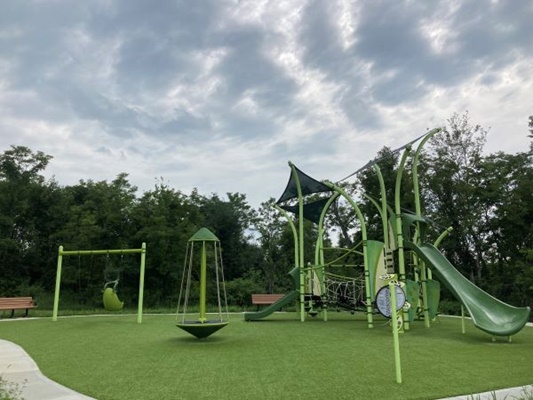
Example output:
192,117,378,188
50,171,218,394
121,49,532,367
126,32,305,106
176,227,230,339
52,243,147,323
245,128,531,340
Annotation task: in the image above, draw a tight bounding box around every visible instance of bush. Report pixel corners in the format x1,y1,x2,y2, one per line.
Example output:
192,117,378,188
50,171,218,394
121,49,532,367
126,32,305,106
224,271,265,308
0,375,25,400
438,299,463,316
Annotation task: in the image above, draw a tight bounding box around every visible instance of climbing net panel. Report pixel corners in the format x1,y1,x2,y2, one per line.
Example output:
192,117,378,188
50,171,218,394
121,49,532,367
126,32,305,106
325,272,366,311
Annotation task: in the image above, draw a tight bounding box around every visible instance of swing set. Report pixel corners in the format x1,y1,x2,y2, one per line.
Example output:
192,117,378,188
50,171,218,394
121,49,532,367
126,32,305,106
52,243,147,323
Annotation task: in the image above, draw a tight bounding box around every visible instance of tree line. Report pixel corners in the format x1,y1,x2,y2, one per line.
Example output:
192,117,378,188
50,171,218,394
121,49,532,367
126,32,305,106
0,112,531,313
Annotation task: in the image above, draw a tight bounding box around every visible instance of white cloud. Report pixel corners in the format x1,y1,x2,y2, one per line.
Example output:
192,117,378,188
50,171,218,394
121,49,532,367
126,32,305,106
1,0,532,208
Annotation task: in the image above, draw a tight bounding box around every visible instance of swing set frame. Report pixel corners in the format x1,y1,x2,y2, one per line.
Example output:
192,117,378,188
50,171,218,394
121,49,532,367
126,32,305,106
52,243,147,323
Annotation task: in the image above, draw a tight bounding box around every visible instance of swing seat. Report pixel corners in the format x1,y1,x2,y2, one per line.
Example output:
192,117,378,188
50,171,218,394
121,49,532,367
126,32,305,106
176,320,229,339
103,287,124,311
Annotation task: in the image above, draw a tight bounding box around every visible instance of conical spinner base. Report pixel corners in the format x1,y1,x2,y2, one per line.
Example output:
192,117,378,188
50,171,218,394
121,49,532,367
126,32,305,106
176,320,229,339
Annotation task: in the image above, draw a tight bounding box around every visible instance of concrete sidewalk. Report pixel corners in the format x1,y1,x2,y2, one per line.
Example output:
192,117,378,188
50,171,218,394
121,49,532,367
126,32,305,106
0,339,95,400
438,385,533,400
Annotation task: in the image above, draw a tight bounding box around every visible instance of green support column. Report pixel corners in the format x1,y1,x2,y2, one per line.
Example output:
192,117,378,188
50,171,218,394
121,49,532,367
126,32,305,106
412,128,441,328
315,193,340,322
199,241,208,322
394,147,412,330
288,162,307,322
328,183,373,328
274,205,299,270
373,164,390,250
390,280,402,384
52,246,64,322
461,305,466,334
433,227,453,277
274,204,299,320
137,242,146,324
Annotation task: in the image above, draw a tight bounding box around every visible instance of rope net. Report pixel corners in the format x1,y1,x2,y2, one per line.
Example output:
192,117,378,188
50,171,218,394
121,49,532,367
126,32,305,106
325,273,366,311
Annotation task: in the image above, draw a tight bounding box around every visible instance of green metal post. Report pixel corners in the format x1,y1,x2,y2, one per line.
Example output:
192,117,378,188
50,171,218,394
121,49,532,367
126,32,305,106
313,224,325,321
199,241,207,322
432,227,453,280
274,205,299,270
394,147,412,330
419,262,430,328
289,161,306,322
390,281,402,384
137,242,146,324
373,164,390,250
434,227,453,248
412,128,441,217
328,183,373,328
461,305,466,334
315,193,339,322
52,246,64,322
412,128,441,328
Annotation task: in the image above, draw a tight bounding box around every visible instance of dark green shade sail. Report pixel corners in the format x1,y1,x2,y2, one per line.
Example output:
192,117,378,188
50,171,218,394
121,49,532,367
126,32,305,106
276,165,331,204
280,196,335,224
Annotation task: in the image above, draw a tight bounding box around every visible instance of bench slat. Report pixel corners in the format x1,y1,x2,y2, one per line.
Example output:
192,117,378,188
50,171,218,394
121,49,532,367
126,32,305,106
251,294,285,305
0,297,37,317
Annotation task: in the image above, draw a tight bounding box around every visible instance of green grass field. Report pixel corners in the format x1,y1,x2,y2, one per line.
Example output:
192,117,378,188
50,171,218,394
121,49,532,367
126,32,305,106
0,312,532,400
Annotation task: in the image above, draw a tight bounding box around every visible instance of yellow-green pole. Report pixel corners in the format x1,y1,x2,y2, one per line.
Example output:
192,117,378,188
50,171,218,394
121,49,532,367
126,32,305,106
289,161,306,322
373,164,390,250
137,242,146,324
394,147,412,330
412,128,441,328
315,193,340,322
390,280,402,384
274,205,299,273
461,305,466,334
52,246,64,322
328,182,372,328
432,227,453,281
199,241,207,322
274,204,300,320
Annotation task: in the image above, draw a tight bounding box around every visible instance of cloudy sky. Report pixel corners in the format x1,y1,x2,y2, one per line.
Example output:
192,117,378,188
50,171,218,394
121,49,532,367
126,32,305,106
1,0,532,207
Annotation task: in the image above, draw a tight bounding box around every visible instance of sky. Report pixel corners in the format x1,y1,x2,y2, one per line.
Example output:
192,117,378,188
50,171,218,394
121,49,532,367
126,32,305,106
1,0,532,208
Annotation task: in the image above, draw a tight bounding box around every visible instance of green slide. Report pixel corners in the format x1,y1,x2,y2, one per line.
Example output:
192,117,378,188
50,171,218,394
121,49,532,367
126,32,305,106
405,241,531,336
244,290,300,321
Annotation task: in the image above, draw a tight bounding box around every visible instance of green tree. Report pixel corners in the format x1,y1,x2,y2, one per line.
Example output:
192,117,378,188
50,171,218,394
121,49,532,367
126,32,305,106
0,146,54,294
255,199,297,292
195,192,261,281
422,112,488,283
355,147,409,243
51,174,138,306
56,173,137,249
481,151,533,307
131,181,201,307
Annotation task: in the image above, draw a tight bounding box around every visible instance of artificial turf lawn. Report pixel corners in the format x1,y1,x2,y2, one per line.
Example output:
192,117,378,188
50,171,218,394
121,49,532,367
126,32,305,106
0,313,532,400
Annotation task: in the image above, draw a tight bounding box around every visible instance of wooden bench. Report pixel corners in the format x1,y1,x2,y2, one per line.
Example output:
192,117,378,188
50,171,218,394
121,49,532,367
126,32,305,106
251,294,285,310
0,297,37,318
